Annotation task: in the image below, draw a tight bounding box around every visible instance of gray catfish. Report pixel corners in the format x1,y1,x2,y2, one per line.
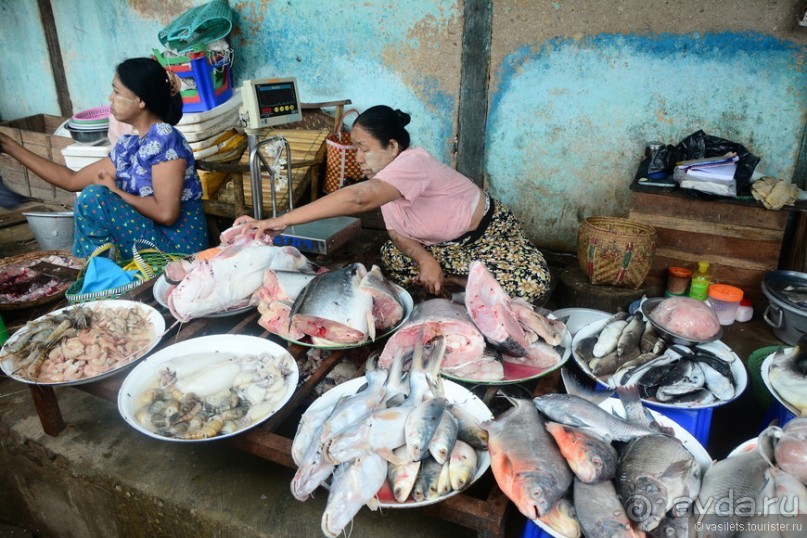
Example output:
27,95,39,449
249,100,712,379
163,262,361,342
485,398,573,519
290,263,375,344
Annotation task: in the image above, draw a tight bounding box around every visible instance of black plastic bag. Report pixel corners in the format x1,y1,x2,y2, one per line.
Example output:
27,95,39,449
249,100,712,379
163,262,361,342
645,130,760,196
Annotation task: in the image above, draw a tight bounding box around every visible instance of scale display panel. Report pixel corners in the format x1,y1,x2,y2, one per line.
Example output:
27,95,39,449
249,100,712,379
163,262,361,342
241,77,302,129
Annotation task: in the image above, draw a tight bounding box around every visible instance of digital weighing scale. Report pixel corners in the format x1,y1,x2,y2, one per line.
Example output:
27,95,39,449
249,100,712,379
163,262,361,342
240,77,360,255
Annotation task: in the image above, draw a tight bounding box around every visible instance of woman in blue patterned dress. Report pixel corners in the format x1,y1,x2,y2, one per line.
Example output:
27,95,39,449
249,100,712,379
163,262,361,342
0,57,209,258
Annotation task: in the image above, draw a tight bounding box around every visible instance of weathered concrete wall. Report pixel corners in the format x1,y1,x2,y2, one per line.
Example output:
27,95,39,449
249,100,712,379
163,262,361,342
1,0,805,251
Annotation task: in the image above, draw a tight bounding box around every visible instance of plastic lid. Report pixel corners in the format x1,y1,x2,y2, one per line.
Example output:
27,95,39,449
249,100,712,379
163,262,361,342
669,266,693,278
708,283,743,302
740,298,753,307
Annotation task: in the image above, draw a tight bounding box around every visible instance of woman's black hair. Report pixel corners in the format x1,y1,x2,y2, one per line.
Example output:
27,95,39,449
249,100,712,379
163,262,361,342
353,105,411,151
116,57,184,125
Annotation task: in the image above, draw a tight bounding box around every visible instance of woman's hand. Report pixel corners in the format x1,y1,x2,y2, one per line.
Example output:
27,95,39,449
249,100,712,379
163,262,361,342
0,132,11,154
94,169,118,193
239,216,288,241
414,255,445,296
233,215,256,228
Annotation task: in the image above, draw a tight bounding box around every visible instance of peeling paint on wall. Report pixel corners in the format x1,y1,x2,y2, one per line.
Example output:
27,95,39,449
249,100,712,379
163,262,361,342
487,32,807,251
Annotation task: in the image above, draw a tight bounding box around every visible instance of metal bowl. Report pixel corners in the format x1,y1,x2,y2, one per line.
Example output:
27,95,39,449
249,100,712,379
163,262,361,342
65,124,108,144
641,296,723,346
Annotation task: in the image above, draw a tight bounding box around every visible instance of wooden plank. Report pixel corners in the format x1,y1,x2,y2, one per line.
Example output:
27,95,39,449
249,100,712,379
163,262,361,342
630,190,790,230
629,210,785,242
647,228,783,268
28,385,65,436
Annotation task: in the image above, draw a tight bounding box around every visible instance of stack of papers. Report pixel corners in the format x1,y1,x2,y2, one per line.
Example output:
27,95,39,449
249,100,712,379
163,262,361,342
673,153,739,196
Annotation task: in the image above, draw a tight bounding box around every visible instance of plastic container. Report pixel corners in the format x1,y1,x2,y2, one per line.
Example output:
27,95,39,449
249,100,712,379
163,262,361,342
666,266,692,296
155,49,233,113
760,399,797,432
708,284,744,326
735,298,754,322
22,211,75,250
688,261,712,300
645,402,713,447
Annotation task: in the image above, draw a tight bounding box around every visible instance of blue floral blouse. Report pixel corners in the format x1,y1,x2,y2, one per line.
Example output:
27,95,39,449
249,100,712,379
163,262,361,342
109,122,203,201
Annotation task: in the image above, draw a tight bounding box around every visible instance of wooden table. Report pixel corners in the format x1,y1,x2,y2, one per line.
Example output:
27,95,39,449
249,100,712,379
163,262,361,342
8,278,562,538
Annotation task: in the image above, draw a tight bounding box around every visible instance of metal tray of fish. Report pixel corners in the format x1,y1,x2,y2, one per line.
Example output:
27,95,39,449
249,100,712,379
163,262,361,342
571,318,747,409
117,334,299,442
640,297,723,346
300,375,492,509
531,398,712,538
276,285,414,350
153,274,254,318
761,349,801,417
441,328,573,386
0,300,165,386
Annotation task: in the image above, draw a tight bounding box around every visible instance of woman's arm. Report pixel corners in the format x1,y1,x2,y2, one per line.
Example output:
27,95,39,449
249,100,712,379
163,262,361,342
237,178,400,238
95,159,185,225
0,132,114,192
388,229,445,296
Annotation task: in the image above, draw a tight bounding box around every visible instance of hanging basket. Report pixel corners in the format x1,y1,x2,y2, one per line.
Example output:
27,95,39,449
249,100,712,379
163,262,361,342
577,217,656,289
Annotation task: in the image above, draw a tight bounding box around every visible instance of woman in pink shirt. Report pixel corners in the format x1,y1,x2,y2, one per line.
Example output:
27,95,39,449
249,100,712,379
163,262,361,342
236,106,550,303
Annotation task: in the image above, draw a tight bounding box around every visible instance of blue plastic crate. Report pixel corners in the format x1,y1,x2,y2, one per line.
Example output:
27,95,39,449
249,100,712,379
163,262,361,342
760,399,797,431
523,519,552,538
644,401,713,447
155,49,233,113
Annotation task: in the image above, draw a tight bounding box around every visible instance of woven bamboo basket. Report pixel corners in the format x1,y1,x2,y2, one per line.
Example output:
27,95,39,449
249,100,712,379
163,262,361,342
577,217,656,289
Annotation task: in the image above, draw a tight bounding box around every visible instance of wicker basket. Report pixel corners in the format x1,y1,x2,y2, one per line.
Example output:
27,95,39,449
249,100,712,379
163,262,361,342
577,217,656,289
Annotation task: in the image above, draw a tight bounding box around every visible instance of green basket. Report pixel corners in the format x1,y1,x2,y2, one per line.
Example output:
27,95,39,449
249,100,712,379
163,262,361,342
158,0,233,53
747,346,783,410
66,240,182,304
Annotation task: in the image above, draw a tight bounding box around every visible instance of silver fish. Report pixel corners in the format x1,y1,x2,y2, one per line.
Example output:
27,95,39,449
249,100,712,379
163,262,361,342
290,263,376,344
485,398,573,518
321,452,388,538
573,478,640,538
616,434,702,531
419,455,446,500
405,397,448,461
448,439,478,491
533,393,659,442
640,320,661,354
428,409,459,464
388,445,420,503
593,319,628,358
449,403,489,450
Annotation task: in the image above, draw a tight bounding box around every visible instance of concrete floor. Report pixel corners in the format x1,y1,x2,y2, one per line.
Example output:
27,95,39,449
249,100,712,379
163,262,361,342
0,204,792,537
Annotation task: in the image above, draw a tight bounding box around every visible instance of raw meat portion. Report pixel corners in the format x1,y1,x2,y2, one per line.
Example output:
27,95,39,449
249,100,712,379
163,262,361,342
648,297,720,340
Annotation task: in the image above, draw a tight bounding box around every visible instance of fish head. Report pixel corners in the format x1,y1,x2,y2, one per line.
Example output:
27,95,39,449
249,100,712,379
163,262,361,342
510,470,559,518
625,475,668,531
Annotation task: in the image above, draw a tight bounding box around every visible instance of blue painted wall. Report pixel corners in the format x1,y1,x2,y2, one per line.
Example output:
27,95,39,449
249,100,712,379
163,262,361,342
1,0,805,252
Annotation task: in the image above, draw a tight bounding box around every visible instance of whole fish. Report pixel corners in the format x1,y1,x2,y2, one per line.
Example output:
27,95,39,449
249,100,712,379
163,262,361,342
449,403,489,450
378,298,486,373
464,260,532,356
321,452,388,538
593,318,628,358
617,314,645,359
405,397,448,461
533,394,659,442
428,409,459,464
648,513,694,538
359,264,404,330
537,498,581,538
419,455,447,500
640,320,662,354
573,478,640,538
695,448,774,538
654,360,706,402
484,398,573,518
615,434,702,532
768,341,807,415
448,439,478,491
290,263,376,344
545,421,618,483
168,244,316,321
388,446,420,503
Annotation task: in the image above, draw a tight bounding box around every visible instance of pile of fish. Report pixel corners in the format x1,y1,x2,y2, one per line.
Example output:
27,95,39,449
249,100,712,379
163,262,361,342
290,339,490,537
574,311,738,406
254,262,405,345
378,261,567,381
133,351,296,440
487,381,707,538
164,225,319,321
695,418,807,537
768,336,807,416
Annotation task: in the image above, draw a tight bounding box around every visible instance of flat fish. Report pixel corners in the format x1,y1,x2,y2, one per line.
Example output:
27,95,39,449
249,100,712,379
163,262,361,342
290,263,376,344
484,398,573,518
464,260,532,356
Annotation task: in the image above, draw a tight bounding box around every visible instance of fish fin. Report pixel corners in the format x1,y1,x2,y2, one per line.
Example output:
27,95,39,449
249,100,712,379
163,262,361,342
660,459,695,479
561,367,613,404
377,447,409,465
366,310,377,341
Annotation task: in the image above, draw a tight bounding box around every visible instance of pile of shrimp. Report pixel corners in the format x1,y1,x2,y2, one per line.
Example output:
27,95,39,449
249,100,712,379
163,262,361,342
5,305,155,383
